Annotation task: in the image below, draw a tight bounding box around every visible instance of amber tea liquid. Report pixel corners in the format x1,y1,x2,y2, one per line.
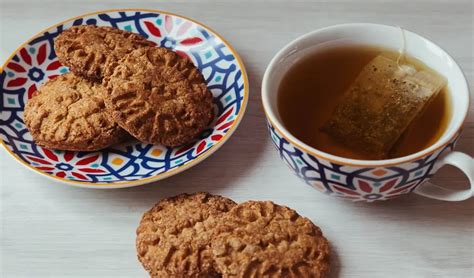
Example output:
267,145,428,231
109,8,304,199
277,45,451,160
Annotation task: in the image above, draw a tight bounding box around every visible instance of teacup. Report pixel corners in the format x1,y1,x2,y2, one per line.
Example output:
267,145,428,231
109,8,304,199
262,23,473,202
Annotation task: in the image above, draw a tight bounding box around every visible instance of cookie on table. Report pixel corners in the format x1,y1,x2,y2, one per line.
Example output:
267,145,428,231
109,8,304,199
54,25,155,81
211,201,330,278
24,72,125,151
136,192,236,278
104,47,214,147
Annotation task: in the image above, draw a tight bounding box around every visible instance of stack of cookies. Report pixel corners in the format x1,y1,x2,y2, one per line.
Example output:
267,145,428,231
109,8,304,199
24,25,214,151
136,193,330,277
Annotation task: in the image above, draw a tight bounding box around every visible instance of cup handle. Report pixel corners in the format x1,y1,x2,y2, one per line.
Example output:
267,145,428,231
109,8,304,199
414,152,474,201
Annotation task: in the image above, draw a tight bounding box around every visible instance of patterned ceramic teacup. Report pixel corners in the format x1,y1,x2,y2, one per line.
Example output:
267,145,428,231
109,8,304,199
262,23,473,202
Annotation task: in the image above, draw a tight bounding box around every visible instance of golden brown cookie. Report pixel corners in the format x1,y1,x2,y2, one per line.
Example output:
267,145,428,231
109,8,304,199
54,25,155,81
136,192,237,278
211,201,330,278
24,72,126,151
104,47,214,147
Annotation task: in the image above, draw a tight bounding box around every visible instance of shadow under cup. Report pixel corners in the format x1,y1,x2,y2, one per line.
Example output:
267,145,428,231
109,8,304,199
262,23,472,202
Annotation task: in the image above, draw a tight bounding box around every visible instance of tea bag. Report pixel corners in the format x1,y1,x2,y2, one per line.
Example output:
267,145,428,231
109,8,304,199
322,55,446,159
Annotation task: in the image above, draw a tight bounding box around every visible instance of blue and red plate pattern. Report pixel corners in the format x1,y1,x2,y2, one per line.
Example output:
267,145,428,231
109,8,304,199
0,10,248,187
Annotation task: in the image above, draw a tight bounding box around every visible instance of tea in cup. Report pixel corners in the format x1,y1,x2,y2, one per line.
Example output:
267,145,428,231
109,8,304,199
262,23,473,202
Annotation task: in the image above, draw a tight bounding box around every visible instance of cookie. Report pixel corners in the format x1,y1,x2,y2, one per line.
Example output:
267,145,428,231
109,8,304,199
24,72,125,151
136,192,237,278
104,47,214,147
211,201,330,278
54,25,155,81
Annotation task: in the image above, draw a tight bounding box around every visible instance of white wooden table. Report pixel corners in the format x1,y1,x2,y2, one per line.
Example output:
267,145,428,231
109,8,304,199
1,0,473,277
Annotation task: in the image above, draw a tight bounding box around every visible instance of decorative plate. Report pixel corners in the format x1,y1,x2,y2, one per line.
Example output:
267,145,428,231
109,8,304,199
0,9,248,188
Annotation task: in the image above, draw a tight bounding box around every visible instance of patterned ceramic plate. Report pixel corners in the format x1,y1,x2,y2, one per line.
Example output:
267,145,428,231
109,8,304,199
0,9,248,188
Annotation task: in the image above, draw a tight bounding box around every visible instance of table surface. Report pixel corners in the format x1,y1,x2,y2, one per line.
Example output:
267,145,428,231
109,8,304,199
1,0,473,277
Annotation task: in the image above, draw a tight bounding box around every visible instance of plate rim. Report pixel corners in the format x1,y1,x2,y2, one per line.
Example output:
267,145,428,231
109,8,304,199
0,8,249,188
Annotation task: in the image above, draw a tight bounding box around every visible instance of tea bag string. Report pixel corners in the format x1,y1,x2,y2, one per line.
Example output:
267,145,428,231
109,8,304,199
396,26,406,70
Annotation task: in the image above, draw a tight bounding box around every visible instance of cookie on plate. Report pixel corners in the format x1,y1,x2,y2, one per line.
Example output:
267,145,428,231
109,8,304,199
211,201,330,278
136,192,236,278
104,47,214,147
24,72,125,151
54,25,155,81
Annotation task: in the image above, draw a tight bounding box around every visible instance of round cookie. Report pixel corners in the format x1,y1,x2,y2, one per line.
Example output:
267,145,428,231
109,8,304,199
103,47,214,147
24,72,125,151
54,25,155,81
136,192,236,278
211,201,330,278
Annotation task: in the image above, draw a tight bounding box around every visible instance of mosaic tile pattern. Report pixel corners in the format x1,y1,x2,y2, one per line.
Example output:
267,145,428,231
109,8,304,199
0,10,247,186
268,121,458,201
